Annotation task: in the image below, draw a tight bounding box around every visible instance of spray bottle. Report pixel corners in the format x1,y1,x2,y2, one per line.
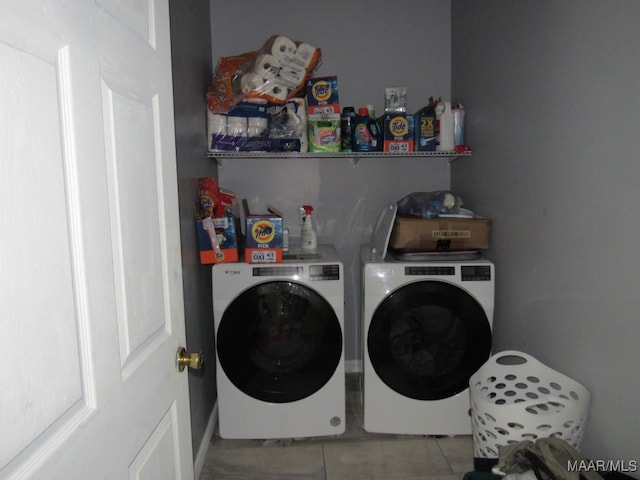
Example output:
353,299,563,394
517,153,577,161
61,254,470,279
301,205,317,251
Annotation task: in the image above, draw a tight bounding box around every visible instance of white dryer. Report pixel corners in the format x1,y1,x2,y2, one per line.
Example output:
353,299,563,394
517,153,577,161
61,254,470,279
361,245,494,435
212,245,345,439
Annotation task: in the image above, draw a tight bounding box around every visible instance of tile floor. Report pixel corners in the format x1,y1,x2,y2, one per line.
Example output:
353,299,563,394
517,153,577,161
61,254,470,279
199,374,475,480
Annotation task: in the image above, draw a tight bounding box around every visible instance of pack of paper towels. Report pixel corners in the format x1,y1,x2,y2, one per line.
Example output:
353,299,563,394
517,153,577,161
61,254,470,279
209,35,321,113
208,98,309,152
242,35,321,104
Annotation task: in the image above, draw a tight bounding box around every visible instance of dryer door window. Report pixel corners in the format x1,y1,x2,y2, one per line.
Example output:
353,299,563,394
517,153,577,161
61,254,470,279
217,281,343,403
368,281,491,400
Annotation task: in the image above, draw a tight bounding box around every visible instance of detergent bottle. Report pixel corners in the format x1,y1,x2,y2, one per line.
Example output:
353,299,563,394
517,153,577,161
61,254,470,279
301,205,317,251
352,107,382,152
436,100,455,151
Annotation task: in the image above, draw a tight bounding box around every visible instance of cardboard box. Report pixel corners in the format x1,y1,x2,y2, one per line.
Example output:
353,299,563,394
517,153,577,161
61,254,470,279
196,215,239,264
389,216,491,251
243,200,283,263
305,76,340,115
381,113,415,152
414,108,437,151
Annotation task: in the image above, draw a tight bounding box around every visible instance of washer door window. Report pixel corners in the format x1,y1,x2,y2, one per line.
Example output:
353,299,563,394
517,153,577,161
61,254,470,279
368,281,491,400
217,281,342,403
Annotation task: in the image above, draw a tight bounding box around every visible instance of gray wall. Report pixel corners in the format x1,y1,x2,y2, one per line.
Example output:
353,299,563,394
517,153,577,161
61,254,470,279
176,0,640,468
168,0,216,461
210,0,453,368
452,0,640,471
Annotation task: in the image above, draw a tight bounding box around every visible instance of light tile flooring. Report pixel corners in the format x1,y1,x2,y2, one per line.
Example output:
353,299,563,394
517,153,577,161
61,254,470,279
199,374,474,480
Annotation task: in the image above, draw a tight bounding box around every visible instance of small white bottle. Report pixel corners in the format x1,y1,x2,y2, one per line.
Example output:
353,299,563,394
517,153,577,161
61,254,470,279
436,100,455,151
301,205,317,251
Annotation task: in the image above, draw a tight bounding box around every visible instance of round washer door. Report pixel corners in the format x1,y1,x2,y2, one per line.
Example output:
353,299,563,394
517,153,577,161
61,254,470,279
367,280,491,400
217,281,343,404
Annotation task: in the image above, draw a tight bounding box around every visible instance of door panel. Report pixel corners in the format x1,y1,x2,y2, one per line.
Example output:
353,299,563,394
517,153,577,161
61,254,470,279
0,1,193,478
101,75,169,371
129,405,180,480
97,0,152,45
0,39,87,472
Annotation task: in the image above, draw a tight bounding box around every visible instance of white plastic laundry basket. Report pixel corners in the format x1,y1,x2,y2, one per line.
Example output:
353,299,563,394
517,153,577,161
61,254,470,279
469,350,591,460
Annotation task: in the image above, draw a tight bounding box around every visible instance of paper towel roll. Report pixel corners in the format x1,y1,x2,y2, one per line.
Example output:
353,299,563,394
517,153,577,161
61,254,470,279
247,117,268,137
240,72,264,94
227,116,248,137
277,67,305,88
286,43,318,69
270,36,297,60
253,54,280,80
262,81,289,102
207,110,227,136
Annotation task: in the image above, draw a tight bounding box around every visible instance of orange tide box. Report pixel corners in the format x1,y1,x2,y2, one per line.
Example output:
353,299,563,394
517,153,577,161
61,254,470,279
242,199,283,263
196,215,239,264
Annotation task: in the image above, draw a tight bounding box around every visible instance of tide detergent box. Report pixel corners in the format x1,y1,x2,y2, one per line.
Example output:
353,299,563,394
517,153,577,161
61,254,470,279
195,211,239,264
306,76,340,115
242,200,283,263
381,113,415,152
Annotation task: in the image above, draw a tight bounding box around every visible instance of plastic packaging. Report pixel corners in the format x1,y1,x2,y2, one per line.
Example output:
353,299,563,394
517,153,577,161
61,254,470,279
436,100,455,151
396,190,463,218
207,35,322,113
209,99,307,153
301,205,317,250
352,107,382,152
384,87,407,113
308,114,341,152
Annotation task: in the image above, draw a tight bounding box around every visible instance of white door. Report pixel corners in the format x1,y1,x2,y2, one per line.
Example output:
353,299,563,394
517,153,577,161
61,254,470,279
0,1,195,479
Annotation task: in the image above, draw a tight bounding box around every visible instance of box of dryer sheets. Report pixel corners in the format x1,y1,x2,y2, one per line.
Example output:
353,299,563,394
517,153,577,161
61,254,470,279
389,216,491,251
242,199,283,263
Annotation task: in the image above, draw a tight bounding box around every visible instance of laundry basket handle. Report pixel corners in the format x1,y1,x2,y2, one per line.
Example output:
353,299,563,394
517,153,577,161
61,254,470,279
492,350,536,367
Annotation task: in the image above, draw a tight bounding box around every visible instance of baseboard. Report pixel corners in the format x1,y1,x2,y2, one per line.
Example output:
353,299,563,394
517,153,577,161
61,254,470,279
193,400,218,479
345,359,362,373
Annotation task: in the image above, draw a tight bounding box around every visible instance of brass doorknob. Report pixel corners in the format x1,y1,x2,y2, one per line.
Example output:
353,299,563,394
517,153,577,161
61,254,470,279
176,347,203,372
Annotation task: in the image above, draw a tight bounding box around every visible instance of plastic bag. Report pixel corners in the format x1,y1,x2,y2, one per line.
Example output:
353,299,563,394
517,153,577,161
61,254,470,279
397,190,463,218
208,35,322,113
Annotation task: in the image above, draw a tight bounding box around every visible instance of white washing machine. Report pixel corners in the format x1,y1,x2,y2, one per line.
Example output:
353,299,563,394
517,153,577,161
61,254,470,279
212,245,345,439
360,204,494,435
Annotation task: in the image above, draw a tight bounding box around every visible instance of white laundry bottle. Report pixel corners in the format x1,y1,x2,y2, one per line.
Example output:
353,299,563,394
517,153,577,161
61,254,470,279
436,100,455,151
301,205,317,251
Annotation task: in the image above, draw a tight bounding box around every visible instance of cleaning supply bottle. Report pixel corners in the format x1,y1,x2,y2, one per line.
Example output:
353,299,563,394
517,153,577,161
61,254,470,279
436,100,455,151
301,205,317,251
340,106,356,152
352,107,382,152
